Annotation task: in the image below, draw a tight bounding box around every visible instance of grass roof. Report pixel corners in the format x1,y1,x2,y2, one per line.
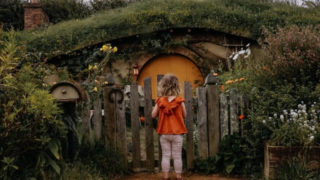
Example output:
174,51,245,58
19,0,320,58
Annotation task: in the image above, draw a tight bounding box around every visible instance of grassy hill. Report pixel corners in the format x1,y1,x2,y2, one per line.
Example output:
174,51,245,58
19,0,320,58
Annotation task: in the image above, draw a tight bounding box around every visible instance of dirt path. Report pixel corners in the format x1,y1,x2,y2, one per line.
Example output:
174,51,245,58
116,172,246,180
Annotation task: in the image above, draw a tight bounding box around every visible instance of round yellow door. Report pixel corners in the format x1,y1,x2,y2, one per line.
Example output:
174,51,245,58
138,55,204,99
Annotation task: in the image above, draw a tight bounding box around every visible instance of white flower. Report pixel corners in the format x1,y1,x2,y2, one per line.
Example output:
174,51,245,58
280,115,284,121
262,120,266,124
310,136,314,140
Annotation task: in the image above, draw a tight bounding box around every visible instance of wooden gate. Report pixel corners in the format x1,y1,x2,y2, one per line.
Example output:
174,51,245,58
88,73,248,172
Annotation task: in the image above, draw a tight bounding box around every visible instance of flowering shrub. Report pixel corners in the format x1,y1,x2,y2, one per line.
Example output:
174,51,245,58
260,25,320,82
263,102,320,146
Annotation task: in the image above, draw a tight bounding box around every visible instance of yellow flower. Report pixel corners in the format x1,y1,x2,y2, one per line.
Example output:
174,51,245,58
93,64,98,70
88,65,93,70
112,46,118,53
93,87,98,92
102,45,108,52
103,81,109,85
53,82,57,85
225,80,233,84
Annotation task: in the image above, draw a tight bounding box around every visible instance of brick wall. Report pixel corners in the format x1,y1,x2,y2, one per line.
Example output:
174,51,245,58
23,2,48,30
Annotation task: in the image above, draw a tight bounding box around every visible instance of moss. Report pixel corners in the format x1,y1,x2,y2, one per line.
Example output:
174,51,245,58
19,0,320,58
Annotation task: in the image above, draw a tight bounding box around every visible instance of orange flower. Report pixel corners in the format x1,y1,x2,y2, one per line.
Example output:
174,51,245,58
263,66,268,71
239,77,245,81
238,114,245,120
220,85,225,92
225,80,233,84
213,72,218,76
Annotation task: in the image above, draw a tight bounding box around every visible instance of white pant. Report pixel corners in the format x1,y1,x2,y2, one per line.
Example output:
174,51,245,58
160,134,183,173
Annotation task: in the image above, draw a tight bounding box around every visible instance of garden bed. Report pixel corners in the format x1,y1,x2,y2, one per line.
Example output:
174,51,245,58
264,143,320,179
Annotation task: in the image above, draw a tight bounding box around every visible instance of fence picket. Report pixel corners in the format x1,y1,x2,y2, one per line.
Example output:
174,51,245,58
115,91,127,168
230,89,239,134
184,82,194,169
104,86,116,147
197,87,208,159
130,83,141,170
219,93,228,140
143,77,154,171
206,83,220,156
93,98,102,141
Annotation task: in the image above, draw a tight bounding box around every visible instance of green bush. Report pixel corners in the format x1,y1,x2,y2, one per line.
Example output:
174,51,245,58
0,30,67,179
194,134,257,176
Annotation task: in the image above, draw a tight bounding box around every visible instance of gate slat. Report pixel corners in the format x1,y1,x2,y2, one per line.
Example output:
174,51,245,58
93,98,102,141
104,86,116,147
116,91,127,168
230,89,239,134
197,87,208,159
130,83,141,170
143,77,154,171
206,83,219,156
184,82,194,169
219,93,228,140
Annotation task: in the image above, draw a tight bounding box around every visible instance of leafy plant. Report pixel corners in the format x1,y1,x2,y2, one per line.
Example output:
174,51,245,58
273,157,320,180
0,30,67,179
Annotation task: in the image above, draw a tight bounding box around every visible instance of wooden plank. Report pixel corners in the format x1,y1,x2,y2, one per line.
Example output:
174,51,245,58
206,84,220,156
143,77,154,171
80,101,91,144
130,83,141,170
238,94,244,136
219,93,228,140
93,98,102,142
115,90,127,168
104,86,116,147
230,89,239,134
184,82,194,169
158,135,162,171
196,87,208,159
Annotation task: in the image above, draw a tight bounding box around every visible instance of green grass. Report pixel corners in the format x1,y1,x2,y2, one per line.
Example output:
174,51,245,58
19,0,320,58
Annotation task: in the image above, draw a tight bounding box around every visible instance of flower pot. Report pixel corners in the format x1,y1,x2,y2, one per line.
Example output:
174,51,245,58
264,143,320,179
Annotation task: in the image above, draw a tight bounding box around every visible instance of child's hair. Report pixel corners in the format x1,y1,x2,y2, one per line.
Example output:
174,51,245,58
158,74,180,96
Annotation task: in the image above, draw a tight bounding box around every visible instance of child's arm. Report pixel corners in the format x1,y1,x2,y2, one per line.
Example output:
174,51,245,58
151,104,159,118
181,102,187,119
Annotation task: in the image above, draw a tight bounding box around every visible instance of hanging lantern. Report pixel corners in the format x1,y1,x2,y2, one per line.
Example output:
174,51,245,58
133,64,139,76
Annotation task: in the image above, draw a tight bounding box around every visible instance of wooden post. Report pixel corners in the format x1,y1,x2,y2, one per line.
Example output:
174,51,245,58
130,83,141,170
230,89,238,134
196,87,208,159
144,77,154,171
93,98,102,141
104,74,116,147
184,82,194,169
219,93,228,140
80,101,91,144
115,90,127,168
205,72,219,156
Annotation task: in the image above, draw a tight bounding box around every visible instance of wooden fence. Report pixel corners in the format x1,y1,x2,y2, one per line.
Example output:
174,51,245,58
84,73,248,172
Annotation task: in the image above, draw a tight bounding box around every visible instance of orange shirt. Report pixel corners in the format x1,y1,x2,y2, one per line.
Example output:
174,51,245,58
156,96,188,135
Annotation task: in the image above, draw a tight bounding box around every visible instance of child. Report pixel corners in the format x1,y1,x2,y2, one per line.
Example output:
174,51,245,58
151,74,187,180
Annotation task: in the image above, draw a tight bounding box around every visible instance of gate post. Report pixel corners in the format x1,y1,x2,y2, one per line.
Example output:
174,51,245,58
184,82,194,169
103,73,116,147
205,72,220,156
